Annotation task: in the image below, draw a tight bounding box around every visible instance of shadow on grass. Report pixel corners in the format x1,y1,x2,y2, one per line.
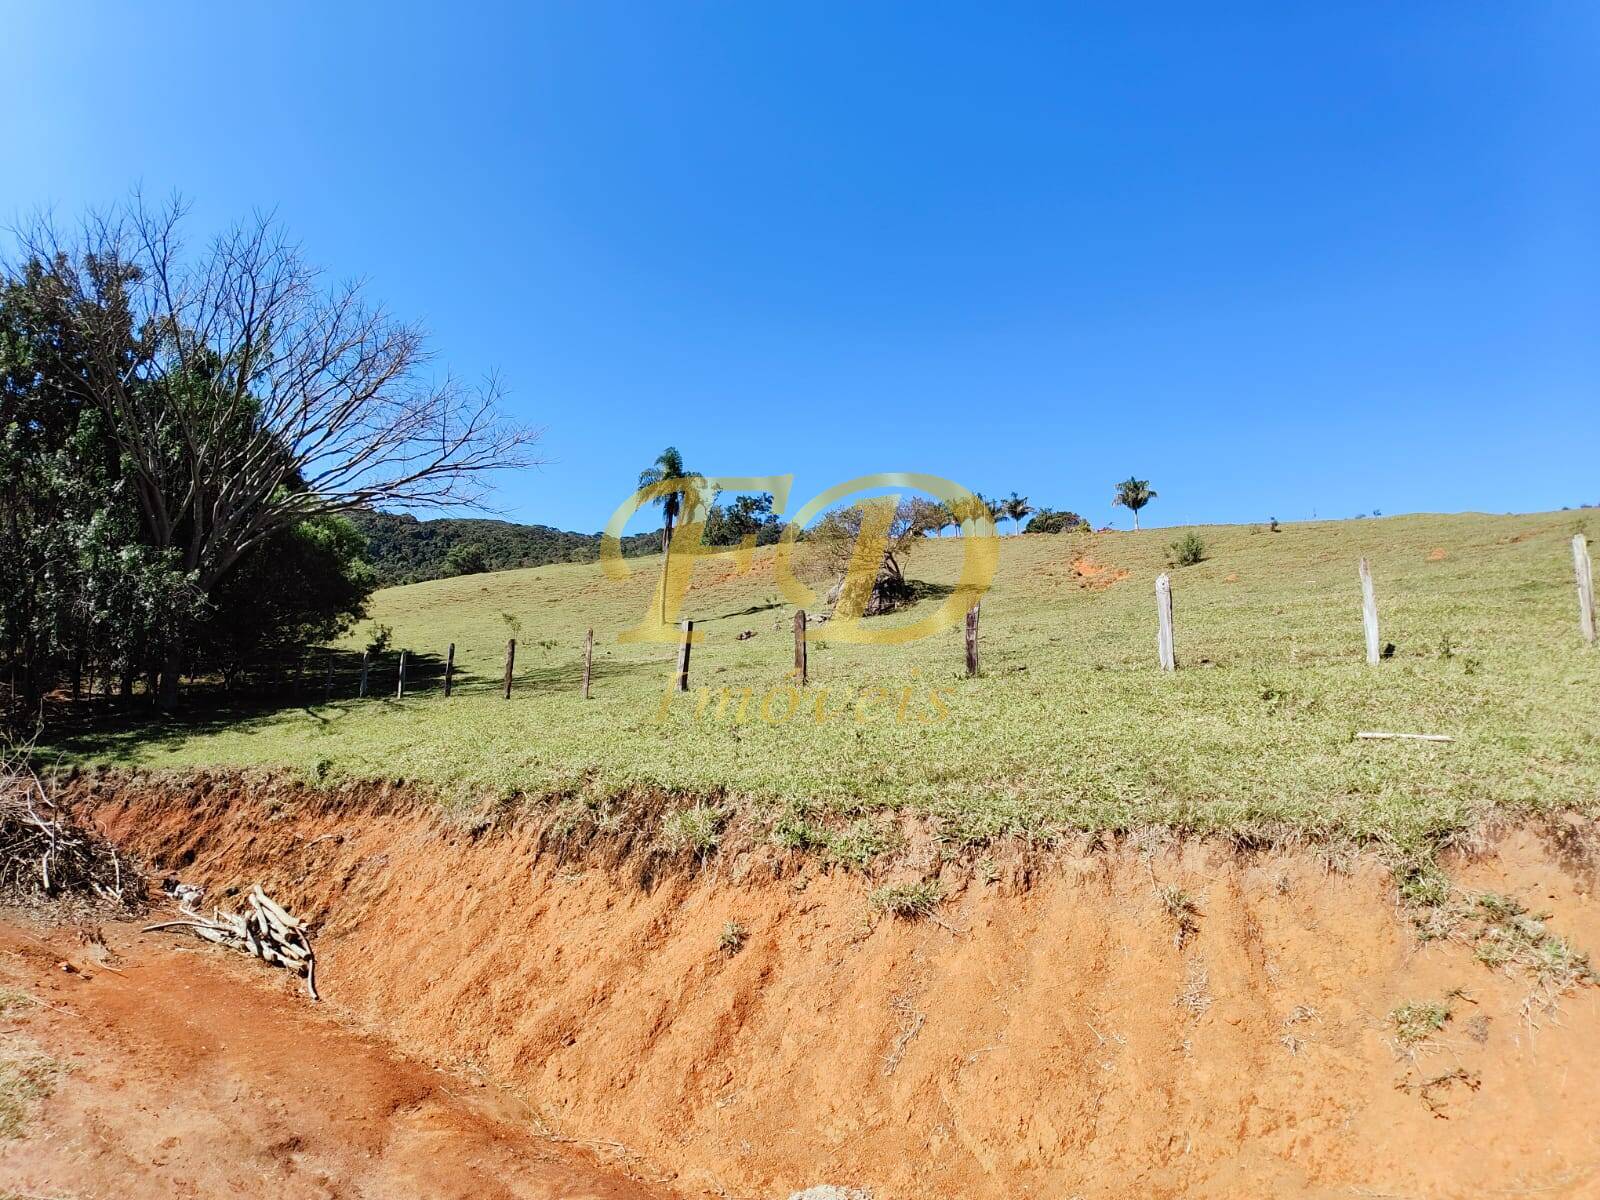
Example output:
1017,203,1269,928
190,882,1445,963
35,646,674,763
35,648,443,764
445,652,660,698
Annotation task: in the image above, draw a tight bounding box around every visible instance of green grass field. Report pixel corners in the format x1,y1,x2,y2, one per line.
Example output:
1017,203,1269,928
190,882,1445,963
53,511,1600,854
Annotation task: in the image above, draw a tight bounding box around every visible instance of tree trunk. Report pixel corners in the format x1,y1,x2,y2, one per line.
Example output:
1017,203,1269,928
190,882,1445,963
158,643,182,712
658,514,675,626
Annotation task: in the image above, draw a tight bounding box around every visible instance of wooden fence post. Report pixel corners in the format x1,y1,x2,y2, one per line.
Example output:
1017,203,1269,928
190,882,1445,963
359,651,370,698
323,653,333,703
503,638,516,700
965,602,980,677
1155,573,1175,671
444,643,455,697
1575,535,1596,646
794,610,807,685
396,651,407,698
1358,557,1380,665
676,620,693,692
582,629,594,699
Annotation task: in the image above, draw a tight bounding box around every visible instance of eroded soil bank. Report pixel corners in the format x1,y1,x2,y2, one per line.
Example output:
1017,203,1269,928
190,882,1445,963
0,917,668,1199
66,772,1600,1199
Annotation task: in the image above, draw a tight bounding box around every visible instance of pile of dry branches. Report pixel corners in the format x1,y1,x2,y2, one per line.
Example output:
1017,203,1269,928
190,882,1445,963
0,751,142,909
146,885,319,1000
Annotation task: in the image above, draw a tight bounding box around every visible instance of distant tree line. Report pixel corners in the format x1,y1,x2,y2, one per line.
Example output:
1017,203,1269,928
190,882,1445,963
352,510,658,585
1,197,537,720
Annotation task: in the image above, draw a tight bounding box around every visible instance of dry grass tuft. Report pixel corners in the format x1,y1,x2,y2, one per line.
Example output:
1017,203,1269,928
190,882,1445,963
1156,884,1202,948
719,919,748,956
868,881,944,921
1390,999,1452,1044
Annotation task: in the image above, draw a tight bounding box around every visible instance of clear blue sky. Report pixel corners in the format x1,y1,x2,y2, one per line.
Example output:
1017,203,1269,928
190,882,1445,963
3,2,1595,533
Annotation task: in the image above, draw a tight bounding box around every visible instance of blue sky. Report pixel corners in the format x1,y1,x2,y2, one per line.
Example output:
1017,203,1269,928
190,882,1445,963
3,2,1595,534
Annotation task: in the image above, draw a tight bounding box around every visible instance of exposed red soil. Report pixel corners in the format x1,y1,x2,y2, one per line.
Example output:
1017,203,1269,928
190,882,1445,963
1069,556,1130,589
0,914,670,1199
58,773,1600,1199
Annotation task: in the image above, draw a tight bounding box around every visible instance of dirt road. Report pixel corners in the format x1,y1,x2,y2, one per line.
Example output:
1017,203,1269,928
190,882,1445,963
0,916,675,1200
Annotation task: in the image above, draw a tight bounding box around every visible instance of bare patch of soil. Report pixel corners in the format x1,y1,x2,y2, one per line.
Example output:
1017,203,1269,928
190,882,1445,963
0,916,670,1199
1070,556,1130,590
54,773,1600,1199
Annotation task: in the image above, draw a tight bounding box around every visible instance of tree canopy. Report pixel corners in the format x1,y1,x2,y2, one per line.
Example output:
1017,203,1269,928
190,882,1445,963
2,196,541,717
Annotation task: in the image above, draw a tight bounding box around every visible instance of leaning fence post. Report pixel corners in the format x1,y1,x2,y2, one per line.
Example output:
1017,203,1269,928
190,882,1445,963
965,602,980,677
503,638,516,700
1155,573,1176,671
794,610,808,685
676,619,693,692
444,643,455,697
359,651,370,698
1359,557,1380,665
1575,535,1596,646
396,651,407,698
582,629,594,699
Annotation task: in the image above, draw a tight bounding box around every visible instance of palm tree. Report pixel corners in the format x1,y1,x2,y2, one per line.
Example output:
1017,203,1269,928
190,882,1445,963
1111,477,1157,531
1002,492,1033,536
637,446,699,624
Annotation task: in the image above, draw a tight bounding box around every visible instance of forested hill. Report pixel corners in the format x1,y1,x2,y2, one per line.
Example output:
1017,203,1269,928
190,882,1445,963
349,510,658,586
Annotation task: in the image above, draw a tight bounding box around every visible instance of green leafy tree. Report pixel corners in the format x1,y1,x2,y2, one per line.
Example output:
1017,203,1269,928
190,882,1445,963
1112,477,1157,531
444,541,490,577
0,263,197,711
14,198,539,709
193,515,376,688
1025,508,1087,534
705,493,780,547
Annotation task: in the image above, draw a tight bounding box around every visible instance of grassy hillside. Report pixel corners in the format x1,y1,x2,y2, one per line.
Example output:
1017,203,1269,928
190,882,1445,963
55,511,1600,853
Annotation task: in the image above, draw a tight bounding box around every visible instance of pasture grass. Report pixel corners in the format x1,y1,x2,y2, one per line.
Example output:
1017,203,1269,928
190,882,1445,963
47,510,1600,855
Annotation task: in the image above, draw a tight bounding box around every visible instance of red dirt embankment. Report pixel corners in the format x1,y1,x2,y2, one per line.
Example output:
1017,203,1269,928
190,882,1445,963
0,918,666,1199
69,773,1600,1199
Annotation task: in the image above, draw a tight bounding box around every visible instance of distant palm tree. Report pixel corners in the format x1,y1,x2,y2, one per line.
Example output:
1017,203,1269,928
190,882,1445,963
1002,492,1034,536
949,494,990,535
1111,477,1157,531
637,446,699,623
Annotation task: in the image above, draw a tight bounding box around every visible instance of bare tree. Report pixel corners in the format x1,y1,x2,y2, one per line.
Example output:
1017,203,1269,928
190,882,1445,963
16,196,543,708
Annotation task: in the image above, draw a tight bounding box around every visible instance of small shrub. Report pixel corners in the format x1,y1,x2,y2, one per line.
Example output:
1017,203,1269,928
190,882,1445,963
1470,894,1596,990
364,622,393,655
658,804,724,857
1168,531,1206,567
719,919,748,956
1390,999,1451,1043
770,811,829,852
869,880,944,920
1394,858,1451,909
827,818,898,867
